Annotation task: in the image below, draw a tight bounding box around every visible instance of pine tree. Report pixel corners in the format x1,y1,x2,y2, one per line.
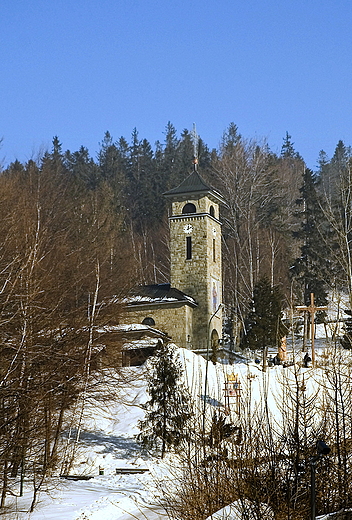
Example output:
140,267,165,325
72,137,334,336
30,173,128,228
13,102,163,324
64,146,100,190
241,277,287,364
221,122,241,156
281,132,296,158
163,121,180,189
319,141,348,204
97,131,129,216
175,128,194,179
291,168,330,309
138,341,193,458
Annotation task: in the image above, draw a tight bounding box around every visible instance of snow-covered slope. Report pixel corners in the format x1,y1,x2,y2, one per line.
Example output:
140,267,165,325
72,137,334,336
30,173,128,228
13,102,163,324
4,343,338,519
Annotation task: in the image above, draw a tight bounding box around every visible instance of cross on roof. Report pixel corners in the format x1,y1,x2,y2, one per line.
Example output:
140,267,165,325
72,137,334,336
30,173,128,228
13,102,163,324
296,292,328,366
191,123,199,170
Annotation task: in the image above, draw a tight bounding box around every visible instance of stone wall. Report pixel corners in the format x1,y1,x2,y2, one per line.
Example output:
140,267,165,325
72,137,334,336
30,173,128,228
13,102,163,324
123,303,194,350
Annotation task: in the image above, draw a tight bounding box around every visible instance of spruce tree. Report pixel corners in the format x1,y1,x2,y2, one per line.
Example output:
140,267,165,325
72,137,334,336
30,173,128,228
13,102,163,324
138,341,193,458
221,122,241,156
319,140,349,205
281,131,296,158
97,131,128,215
291,168,329,310
163,121,180,189
241,277,287,365
64,145,100,190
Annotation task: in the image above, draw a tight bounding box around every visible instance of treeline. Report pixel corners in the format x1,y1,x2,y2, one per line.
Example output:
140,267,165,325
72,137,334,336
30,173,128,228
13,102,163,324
3,123,352,344
215,129,352,347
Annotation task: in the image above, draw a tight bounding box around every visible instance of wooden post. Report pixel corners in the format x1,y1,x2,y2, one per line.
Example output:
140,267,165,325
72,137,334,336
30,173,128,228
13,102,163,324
296,293,328,366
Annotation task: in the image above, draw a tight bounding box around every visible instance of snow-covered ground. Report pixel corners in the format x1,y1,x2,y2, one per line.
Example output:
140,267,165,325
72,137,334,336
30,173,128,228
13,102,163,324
3,339,345,519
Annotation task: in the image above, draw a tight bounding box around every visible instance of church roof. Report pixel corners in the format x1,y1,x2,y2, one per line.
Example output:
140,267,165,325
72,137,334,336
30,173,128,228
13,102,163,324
163,171,225,204
125,283,197,308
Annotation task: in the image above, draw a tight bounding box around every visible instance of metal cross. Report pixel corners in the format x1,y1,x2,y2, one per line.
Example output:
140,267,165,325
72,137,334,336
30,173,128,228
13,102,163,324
296,293,328,366
191,123,199,170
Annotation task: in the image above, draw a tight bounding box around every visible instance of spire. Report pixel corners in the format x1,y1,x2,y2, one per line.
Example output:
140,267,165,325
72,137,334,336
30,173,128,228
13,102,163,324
191,123,199,171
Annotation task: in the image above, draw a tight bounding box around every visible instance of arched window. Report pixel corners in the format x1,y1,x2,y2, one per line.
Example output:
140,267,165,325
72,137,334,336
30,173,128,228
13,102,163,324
209,205,215,217
182,203,196,214
142,317,155,326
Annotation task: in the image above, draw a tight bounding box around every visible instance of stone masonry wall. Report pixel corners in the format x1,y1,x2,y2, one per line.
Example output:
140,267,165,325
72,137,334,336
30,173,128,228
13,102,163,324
123,303,193,350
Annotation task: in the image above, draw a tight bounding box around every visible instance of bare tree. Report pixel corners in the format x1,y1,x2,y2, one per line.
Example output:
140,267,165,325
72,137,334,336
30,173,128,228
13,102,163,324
0,157,132,511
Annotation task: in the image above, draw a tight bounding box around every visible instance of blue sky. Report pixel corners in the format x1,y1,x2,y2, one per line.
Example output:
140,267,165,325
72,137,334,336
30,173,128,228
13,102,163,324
1,0,352,169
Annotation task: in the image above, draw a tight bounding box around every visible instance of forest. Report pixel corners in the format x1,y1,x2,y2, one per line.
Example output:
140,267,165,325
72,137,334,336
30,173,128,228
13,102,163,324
1,124,352,340
4,123,351,327
0,121,352,510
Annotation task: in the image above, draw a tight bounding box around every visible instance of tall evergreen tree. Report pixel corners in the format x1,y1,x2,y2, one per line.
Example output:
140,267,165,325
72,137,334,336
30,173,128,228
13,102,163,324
98,131,129,215
127,130,159,227
319,140,352,206
221,122,241,156
163,121,180,189
64,146,100,190
138,341,193,458
241,277,287,366
175,128,194,178
291,168,330,309
281,132,296,158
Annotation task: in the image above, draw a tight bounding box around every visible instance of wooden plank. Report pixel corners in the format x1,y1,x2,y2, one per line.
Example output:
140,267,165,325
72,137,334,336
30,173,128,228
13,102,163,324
60,475,94,481
115,468,149,474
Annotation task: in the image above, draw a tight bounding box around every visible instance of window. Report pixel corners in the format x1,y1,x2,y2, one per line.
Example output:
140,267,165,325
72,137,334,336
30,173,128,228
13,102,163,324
186,236,192,259
142,317,155,326
213,238,216,262
209,205,215,217
182,203,196,214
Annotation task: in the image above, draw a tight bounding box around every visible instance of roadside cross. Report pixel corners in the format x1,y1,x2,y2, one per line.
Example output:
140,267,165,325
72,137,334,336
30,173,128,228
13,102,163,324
296,293,328,366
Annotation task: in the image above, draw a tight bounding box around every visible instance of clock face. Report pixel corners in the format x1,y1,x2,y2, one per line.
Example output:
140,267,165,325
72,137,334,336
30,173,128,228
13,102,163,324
183,224,193,234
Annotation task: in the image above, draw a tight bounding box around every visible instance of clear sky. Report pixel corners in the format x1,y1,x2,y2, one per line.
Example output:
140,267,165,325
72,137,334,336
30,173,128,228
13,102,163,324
1,0,352,170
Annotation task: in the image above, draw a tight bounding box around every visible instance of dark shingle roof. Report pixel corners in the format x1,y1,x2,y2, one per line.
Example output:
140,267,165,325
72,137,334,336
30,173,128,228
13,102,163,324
126,283,197,307
163,171,225,204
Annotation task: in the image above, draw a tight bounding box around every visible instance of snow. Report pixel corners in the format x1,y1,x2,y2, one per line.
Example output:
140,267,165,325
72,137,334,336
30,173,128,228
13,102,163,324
4,340,347,519
123,294,196,305
204,499,274,520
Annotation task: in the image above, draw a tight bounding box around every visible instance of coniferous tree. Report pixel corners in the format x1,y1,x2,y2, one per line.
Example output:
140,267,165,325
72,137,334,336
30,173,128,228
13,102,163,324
64,145,100,190
175,128,194,179
319,140,351,205
221,122,241,156
98,131,129,216
163,121,180,189
281,131,297,159
138,341,193,458
241,277,287,366
291,168,330,309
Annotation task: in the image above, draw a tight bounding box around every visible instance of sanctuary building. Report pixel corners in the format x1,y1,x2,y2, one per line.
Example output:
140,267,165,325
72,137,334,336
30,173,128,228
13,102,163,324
123,169,227,359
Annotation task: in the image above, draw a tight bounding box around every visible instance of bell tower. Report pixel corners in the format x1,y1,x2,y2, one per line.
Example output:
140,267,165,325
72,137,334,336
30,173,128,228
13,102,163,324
164,137,225,354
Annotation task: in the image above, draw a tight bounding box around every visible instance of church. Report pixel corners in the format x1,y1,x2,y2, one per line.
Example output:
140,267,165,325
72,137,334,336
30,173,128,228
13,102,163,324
122,164,230,361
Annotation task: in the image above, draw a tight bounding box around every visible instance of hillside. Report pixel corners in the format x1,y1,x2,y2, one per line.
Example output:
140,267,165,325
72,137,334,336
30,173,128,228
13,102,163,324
2,342,341,519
